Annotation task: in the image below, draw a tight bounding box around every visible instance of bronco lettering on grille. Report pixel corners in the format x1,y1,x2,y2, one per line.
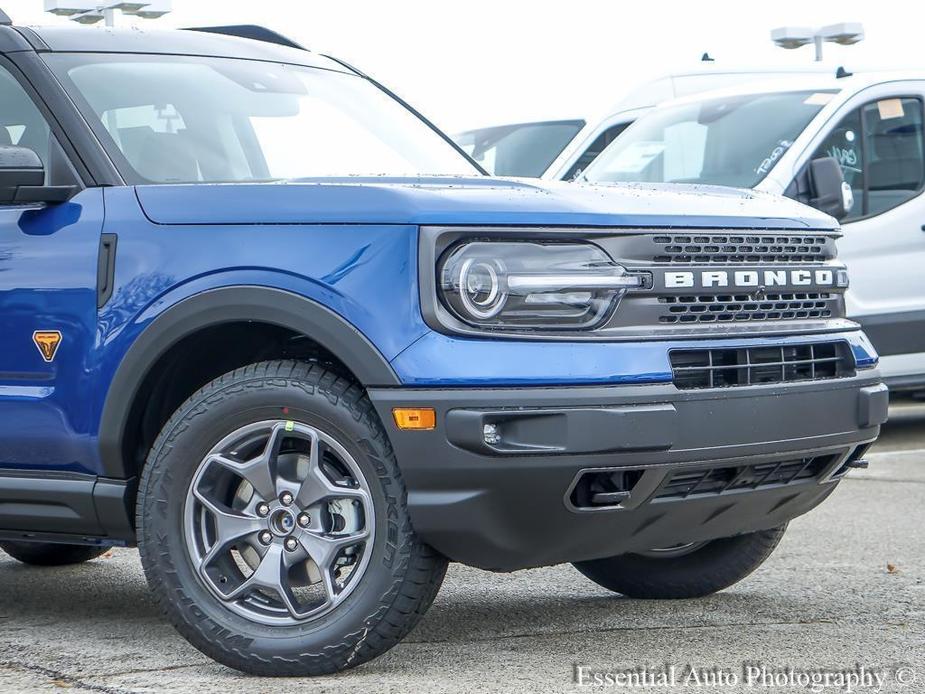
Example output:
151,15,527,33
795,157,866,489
664,269,835,289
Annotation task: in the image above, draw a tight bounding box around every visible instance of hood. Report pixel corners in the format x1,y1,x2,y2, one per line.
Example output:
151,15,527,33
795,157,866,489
134,177,838,230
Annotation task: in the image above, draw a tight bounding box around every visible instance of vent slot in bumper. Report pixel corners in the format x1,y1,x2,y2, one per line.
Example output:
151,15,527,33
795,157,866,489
654,454,841,501
670,342,855,389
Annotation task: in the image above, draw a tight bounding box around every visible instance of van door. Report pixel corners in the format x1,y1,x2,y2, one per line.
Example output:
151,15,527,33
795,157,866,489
790,90,925,387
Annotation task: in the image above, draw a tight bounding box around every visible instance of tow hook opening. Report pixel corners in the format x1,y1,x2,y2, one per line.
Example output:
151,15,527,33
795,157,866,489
569,469,645,510
830,444,872,479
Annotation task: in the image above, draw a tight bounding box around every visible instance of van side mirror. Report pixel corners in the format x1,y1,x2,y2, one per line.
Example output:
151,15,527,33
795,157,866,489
0,145,75,204
808,156,853,220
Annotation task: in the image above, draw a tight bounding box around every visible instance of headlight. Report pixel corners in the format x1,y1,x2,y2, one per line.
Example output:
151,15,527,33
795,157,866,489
438,241,645,330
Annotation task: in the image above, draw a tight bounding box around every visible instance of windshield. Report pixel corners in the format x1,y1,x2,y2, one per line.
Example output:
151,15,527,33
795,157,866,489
583,91,834,188
455,120,585,177
45,54,479,184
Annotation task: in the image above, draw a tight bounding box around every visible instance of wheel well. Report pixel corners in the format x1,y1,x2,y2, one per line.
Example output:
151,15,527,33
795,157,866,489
120,321,359,481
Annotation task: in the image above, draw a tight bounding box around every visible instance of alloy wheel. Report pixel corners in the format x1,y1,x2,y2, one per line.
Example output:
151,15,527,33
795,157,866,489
183,420,374,626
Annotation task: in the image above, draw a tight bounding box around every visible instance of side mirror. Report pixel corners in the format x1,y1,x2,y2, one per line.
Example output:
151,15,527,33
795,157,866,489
0,145,75,204
808,156,853,220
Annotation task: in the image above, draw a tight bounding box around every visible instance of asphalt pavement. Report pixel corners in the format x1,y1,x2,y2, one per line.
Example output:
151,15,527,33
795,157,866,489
1,403,922,693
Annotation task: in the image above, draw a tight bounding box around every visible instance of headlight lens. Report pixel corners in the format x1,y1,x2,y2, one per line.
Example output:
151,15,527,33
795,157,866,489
438,241,644,330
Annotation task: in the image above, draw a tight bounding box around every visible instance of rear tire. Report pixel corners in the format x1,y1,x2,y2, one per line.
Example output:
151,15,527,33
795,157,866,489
137,360,447,676
572,526,787,599
0,542,109,567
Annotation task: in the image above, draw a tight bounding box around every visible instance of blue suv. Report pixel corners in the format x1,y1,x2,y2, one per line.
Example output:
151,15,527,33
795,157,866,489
0,18,887,676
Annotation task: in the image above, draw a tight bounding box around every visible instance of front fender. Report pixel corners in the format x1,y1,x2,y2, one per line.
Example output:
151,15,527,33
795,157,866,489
97,284,402,478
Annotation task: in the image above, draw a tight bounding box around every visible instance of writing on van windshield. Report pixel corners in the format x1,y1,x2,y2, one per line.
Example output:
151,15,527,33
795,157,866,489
827,144,861,174
755,140,793,176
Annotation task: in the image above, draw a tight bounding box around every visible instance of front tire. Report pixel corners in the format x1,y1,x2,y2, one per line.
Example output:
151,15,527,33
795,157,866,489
0,542,109,566
137,360,447,676
573,526,787,599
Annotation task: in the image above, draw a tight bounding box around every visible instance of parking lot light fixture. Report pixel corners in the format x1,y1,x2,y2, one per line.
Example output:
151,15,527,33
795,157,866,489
44,1,171,27
771,22,864,61
121,0,171,19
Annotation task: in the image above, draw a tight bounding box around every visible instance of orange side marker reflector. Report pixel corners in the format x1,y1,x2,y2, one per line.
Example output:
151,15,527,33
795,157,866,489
392,407,436,431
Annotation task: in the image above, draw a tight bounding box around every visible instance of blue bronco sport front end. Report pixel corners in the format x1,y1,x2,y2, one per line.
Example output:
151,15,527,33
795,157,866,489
0,21,885,676
369,186,885,571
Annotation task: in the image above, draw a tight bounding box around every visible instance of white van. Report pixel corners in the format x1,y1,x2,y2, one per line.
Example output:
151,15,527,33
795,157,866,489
581,70,925,393
455,65,834,180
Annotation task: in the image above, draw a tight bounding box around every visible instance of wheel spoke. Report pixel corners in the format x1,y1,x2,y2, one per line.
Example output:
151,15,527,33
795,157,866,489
296,441,369,508
261,421,288,466
319,563,338,604
207,453,277,502
193,488,263,569
208,420,290,501
298,528,369,595
225,543,302,618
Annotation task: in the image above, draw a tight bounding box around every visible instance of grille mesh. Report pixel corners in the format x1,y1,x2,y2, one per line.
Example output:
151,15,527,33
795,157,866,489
669,342,855,389
652,234,828,264
659,292,834,323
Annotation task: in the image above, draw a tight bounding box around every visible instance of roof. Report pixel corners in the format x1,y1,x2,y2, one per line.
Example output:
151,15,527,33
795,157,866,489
0,24,348,73
459,64,873,132
660,69,925,108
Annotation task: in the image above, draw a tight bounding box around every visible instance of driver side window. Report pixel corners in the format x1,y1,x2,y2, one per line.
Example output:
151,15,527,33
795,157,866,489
810,97,925,221
0,63,78,191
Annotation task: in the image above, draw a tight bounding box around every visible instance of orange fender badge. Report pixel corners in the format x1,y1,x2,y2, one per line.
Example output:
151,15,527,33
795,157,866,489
33,330,62,363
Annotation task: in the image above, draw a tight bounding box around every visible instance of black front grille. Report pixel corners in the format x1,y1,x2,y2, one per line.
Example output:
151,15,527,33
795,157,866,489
670,342,855,389
659,292,834,324
651,234,829,264
654,454,839,500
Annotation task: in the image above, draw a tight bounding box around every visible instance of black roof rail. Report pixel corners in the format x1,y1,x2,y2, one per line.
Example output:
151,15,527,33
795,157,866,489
184,25,306,51
0,8,12,25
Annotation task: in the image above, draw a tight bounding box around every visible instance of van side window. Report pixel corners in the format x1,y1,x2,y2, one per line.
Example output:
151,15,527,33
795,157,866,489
810,97,924,220
863,98,925,216
812,109,863,221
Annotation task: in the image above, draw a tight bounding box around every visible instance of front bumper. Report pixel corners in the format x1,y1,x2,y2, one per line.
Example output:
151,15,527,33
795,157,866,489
369,374,887,571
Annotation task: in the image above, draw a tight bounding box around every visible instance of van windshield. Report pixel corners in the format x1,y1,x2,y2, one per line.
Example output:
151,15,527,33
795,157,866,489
582,91,834,189
45,53,480,184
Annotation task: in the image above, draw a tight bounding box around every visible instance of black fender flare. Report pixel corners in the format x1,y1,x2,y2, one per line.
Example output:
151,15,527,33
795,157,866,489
97,286,401,478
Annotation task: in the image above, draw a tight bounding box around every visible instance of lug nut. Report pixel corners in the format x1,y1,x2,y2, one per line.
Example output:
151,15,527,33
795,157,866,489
258,530,273,546
297,512,311,527
284,537,299,552
280,491,294,506
256,502,270,517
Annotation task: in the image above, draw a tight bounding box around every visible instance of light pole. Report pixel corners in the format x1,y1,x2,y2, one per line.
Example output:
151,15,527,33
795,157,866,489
770,23,864,62
44,1,171,28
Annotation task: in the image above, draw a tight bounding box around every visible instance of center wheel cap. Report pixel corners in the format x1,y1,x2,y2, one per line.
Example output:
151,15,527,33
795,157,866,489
270,508,296,536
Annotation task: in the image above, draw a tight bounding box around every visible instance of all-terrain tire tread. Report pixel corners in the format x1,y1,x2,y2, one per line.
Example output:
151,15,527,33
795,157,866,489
573,526,787,599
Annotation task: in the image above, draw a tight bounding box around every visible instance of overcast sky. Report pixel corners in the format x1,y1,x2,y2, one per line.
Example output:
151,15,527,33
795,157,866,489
4,0,922,133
